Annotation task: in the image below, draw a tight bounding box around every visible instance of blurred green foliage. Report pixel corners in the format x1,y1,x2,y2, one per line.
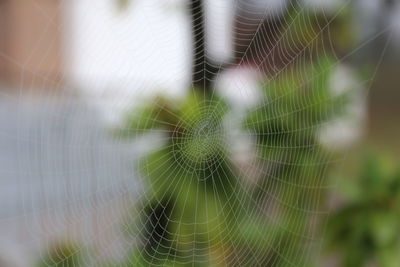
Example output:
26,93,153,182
242,52,350,266
327,155,400,267
36,241,83,267
118,91,247,266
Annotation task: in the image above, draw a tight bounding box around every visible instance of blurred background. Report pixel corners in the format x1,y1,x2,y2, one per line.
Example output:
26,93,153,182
0,0,399,266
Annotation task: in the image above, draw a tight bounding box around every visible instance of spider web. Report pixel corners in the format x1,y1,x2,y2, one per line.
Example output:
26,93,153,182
0,0,393,266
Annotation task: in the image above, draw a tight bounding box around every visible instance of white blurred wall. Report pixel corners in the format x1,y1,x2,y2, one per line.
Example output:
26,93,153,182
65,0,239,125
65,0,192,124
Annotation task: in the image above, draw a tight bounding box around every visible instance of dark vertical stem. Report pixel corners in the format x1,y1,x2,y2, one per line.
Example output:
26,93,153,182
189,0,217,94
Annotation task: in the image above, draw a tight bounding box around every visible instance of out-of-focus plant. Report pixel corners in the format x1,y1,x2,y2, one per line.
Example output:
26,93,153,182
326,155,400,267
245,53,349,194
118,91,248,266
238,4,357,264
241,53,350,266
36,241,83,267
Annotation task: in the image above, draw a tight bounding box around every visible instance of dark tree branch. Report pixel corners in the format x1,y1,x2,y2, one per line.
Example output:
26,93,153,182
189,0,219,94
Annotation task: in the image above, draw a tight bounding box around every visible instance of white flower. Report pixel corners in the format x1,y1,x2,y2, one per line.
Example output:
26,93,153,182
319,64,367,150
